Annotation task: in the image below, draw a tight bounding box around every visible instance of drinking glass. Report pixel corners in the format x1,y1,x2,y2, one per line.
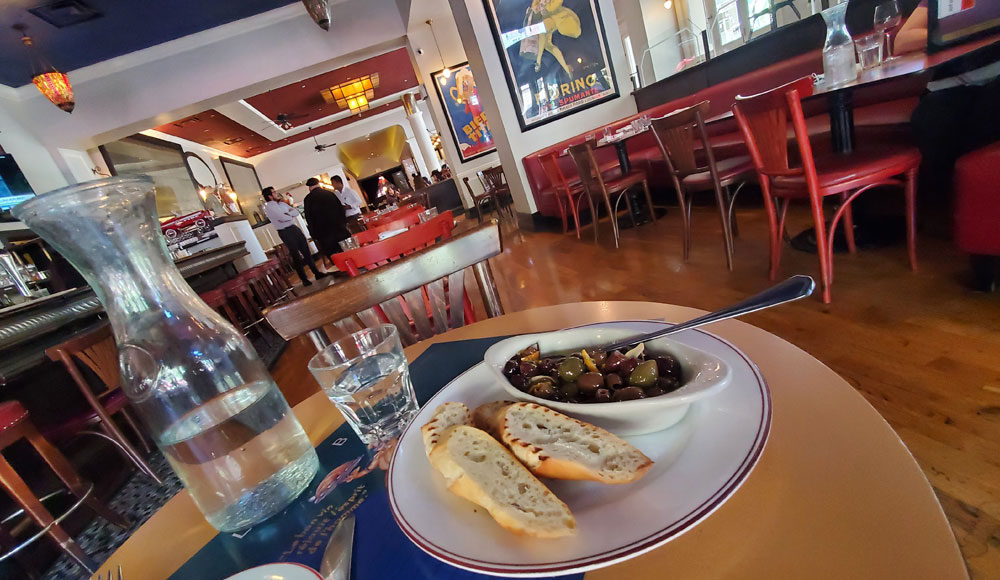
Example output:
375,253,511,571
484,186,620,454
602,127,612,141
339,237,360,251
874,0,902,59
418,207,439,223
855,31,885,70
308,325,420,446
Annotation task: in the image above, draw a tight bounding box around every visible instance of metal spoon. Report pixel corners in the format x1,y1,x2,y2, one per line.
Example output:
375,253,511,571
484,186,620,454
594,275,816,354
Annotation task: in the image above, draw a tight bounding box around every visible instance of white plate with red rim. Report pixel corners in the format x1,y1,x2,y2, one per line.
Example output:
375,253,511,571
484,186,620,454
387,322,772,577
223,562,323,580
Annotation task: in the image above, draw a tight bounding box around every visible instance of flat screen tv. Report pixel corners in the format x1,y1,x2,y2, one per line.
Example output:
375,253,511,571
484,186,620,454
0,155,35,211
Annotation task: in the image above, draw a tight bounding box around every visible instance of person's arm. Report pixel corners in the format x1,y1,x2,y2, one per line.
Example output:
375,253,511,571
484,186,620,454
894,5,928,55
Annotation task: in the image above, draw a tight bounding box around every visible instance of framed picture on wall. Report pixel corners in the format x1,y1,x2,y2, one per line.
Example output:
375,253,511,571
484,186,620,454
482,0,619,131
432,62,497,163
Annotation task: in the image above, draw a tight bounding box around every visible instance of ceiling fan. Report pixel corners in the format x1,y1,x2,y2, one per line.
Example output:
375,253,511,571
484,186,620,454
273,111,308,130
313,136,336,152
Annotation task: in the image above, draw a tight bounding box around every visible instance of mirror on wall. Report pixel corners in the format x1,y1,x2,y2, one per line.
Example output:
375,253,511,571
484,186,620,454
99,135,205,218
184,152,218,189
220,157,265,224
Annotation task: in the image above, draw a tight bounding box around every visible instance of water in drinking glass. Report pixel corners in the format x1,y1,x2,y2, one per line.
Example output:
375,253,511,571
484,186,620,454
327,351,418,445
309,325,420,447
874,0,902,57
855,32,885,70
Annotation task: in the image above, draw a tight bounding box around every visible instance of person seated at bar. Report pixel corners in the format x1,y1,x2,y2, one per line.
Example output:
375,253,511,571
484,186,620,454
896,2,1000,210
262,186,329,286
303,177,351,258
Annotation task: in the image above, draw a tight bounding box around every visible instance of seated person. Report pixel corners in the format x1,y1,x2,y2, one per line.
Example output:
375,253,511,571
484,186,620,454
896,1,1000,209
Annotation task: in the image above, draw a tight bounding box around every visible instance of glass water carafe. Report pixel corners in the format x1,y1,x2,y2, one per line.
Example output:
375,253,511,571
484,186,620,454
14,176,318,532
821,1,858,86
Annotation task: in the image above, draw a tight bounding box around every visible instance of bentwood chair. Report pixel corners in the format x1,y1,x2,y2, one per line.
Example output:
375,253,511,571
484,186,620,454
537,151,596,240
45,326,162,483
568,142,656,248
478,167,517,227
0,401,128,574
650,100,755,270
265,221,503,348
733,76,920,303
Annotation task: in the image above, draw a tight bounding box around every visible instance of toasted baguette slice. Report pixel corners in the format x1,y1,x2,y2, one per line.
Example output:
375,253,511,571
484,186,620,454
421,402,472,456
471,400,516,439
495,402,653,484
429,425,576,538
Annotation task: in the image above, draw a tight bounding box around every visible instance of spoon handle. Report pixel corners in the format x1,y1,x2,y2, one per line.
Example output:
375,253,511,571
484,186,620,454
600,275,816,353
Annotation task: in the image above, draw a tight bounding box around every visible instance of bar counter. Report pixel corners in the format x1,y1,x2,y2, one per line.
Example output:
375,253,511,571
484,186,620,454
0,241,248,385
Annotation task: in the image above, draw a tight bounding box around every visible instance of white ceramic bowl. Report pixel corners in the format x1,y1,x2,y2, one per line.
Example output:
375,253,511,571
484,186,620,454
484,321,732,435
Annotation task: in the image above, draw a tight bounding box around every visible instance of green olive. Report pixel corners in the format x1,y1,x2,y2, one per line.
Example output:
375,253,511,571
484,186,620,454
559,382,580,399
628,359,659,388
528,377,558,399
557,356,585,382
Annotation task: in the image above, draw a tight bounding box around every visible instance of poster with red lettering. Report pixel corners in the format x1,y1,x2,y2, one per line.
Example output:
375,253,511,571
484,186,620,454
432,63,497,163
483,0,620,131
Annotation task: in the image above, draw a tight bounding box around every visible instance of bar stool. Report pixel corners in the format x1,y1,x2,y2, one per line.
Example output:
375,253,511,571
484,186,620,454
45,327,162,484
199,288,241,328
263,258,292,298
239,266,277,307
219,277,264,329
0,401,128,575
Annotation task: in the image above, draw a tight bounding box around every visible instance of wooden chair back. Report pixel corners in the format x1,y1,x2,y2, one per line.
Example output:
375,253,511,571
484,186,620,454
46,324,121,396
732,76,816,182
567,141,605,198
265,221,504,346
650,100,716,177
479,166,508,192
463,176,484,200
332,211,455,275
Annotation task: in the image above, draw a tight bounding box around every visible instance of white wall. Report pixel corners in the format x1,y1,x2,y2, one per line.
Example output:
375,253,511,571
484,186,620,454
0,96,71,194
448,0,637,213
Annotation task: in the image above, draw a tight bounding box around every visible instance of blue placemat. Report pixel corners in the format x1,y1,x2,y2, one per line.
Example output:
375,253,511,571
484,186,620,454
169,336,584,580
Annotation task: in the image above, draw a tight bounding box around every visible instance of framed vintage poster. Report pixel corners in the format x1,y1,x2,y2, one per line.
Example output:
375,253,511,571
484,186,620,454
432,63,497,163
483,0,619,131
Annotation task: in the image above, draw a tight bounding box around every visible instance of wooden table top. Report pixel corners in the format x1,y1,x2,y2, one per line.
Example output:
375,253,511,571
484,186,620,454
95,302,967,579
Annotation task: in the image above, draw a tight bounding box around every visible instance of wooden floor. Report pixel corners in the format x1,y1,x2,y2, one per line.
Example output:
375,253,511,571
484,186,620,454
272,204,1000,579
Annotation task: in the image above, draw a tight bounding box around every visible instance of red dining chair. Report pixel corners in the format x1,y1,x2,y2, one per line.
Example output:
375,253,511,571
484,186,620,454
568,141,656,248
365,204,423,228
354,214,422,246
537,151,596,241
733,76,920,303
650,100,755,270
332,211,455,275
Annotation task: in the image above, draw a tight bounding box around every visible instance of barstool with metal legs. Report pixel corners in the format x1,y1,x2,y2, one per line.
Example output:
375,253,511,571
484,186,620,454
0,400,128,575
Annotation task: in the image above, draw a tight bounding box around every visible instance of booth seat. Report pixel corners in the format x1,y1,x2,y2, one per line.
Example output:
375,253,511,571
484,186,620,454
954,142,1000,257
523,50,928,218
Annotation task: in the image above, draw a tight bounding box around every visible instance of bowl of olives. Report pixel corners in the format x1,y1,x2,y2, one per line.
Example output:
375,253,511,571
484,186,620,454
484,321,732,435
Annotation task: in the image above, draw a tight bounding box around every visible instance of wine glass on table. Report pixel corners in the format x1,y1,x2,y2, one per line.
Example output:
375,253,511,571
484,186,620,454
874,0,902,62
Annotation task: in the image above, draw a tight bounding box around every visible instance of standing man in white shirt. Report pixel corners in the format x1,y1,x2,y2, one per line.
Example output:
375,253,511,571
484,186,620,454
261,187,329,286
331,175,365,218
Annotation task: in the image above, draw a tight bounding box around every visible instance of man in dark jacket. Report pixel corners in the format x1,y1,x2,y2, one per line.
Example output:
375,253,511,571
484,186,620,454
303,177,351,258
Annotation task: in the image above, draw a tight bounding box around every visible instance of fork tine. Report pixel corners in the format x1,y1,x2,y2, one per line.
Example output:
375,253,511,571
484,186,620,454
118,564,123,580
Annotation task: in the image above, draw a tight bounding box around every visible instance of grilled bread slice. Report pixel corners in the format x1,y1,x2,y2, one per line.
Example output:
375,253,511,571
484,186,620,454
471,400,516,439
475,402,653,484
421,402,472,456
428,425,576,538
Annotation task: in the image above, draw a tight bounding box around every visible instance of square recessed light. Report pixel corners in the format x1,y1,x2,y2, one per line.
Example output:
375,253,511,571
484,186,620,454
29,0,102,28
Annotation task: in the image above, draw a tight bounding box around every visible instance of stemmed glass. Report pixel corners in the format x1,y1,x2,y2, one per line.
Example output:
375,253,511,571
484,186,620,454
874,0,902,61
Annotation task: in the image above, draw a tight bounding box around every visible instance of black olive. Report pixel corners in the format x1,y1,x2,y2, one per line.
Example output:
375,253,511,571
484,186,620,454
537,358,557,374
519,360,539,378
603,351,625,372
612,386,646,401
654,355,682,379
577,372,604,394
645,386,667,397
658,376,682,393
509,374,530,391
619,357,640,376
593,388,612,403
503,359,519,377
605,373,624,389
584,348,607,366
